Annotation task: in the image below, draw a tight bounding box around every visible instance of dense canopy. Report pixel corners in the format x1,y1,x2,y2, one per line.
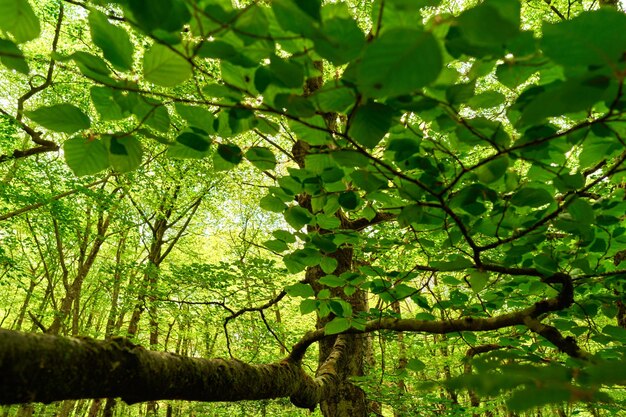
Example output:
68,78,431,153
1,0,626,416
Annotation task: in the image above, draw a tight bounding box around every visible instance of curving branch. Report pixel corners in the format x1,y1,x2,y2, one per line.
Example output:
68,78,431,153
290,273,573,362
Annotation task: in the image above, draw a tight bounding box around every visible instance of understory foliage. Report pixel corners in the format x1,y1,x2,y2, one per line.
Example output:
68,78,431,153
1,0,626,416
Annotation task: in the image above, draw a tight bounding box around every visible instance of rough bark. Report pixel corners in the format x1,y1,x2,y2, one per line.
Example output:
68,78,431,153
0,329,320,409
306,248,370,417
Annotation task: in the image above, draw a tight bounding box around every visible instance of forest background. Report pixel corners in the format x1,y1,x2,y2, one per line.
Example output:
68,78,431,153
1,0,626,416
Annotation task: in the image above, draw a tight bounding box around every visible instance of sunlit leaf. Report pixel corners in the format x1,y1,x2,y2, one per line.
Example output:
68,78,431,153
26,104,91,134
324,317,351,335
89,10,134,71
0,0,40,43
357,28,442,98
143,43,191,87
0,39,28,73
63,136,110,176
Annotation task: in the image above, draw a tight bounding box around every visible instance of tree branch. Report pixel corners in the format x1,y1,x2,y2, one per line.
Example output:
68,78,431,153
290,273,573,362
0,329,319,407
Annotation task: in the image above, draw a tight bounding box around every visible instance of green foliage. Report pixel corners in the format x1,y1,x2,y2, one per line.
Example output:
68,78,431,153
5,0,626,415
63,136,110,176
0,39,28,74
25,104,91,134
89,10,134,71
0,0,40,43
143,43,191,87
356,28,442,98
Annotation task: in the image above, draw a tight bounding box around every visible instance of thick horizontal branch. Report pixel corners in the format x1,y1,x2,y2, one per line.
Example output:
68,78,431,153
0,329,323,409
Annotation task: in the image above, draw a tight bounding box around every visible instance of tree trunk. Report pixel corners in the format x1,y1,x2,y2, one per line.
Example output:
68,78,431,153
14,278,38,331
392,301,408,417
307,248,369,417
86,399,102,417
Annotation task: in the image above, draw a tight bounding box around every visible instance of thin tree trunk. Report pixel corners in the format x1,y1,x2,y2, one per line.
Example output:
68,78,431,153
86,399,102,417
392,301,408,417
13,278,38,331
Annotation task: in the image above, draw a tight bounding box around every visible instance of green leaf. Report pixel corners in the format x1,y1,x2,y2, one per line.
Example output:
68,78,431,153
272,0,321,38
300,299,318,314
89,10,134,71
288,116,330,145
245,147,276,171
406,358,426,372
176,132,211,152
579,138,621,170
197,40,256,67
62,51,112,82
496,60,540,90
507,386,571,412
431,255,474,271
350,170,387,192
476,156,509,184
511,187,553,208
260,195,287,213
270,55,304,89
467,91,506,109
274,94,316,117
104,136,143,173
285,282,315,298
319,274,345,287
0,0,40,43
263,239,289,253
143,43,191,87
26,104,91,134
316,213,341,229
128,0,190,32
518,77,613,127
349,102,393,148
331,150,370,167
0,38,27,73
455,0,520,47
415,312,436,320
91,87,124,121
284,206,313,230
329,300,352,317
313,17,364,65
139,103,171,133
202,83,243,103
542,9,626,69
533,254,558,275
216,143,243,165
273,230,296,243
320,257,338,274
168,135,211,159
469,271,489,293
233,4,269,42
324,317,351,335
357,28,442,98
311,84,355,113
338,191,359,210
63,137,110,177
567,198,595,225
175,103,215,133
398,205,422,227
